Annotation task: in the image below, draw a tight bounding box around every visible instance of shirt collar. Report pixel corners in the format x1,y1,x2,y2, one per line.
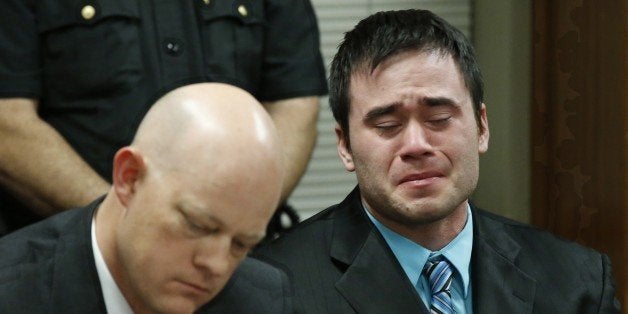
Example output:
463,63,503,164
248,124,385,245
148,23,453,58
364,203,473,296
91,216,134,314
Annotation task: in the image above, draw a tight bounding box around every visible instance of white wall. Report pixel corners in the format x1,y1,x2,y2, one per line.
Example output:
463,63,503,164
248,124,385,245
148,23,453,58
472,0,532,222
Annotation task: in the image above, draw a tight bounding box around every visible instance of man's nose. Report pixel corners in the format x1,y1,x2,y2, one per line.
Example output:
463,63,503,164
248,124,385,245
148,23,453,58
398,122,433,160
193,236,233,277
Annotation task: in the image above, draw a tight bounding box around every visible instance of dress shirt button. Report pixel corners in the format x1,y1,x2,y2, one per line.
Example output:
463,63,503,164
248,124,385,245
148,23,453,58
237,4,248,17
81,5,96,20
163,38,184,56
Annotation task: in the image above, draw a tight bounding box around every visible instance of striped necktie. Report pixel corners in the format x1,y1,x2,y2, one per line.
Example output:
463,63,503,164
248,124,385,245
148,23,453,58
423,256,454,314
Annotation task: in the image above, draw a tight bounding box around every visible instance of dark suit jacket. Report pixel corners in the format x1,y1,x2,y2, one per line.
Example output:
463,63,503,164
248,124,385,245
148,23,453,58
257,187,621,313
0,198,292,313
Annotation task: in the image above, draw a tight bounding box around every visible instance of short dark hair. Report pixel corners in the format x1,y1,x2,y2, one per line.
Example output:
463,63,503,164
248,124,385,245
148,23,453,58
329,9,484,145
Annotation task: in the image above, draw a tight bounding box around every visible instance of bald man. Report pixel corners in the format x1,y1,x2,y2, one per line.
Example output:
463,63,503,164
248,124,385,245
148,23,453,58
0,83,292,313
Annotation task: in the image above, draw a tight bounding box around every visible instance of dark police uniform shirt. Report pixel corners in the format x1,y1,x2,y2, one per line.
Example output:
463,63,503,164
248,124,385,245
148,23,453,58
0,0,328,233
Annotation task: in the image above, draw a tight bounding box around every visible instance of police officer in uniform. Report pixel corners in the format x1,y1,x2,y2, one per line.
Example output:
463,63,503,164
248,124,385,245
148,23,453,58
0,0,328,237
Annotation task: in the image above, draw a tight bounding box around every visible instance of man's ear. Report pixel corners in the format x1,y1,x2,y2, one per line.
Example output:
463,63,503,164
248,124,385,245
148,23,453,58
335,123,355,172
112,147,146,207
478,103,490,154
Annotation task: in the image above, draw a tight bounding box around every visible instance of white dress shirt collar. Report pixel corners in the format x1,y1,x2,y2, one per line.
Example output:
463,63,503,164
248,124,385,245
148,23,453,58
91,216,134,314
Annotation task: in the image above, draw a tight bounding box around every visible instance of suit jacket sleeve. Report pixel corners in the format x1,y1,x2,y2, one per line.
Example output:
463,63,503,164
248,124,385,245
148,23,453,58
598,254,622,313
197,257,293,313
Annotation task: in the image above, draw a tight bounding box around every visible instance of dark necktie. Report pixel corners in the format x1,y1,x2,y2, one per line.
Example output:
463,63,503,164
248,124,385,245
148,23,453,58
423,256,454,314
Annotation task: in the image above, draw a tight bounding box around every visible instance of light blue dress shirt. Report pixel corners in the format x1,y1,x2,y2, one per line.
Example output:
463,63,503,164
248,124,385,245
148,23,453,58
364,203,474,314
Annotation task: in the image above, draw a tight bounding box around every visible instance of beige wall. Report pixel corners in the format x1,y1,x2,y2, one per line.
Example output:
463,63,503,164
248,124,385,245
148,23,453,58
472,0,532,222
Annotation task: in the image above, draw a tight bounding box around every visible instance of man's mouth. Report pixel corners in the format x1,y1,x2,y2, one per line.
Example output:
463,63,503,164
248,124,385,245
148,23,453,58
178,280,211,295
398,171,443,185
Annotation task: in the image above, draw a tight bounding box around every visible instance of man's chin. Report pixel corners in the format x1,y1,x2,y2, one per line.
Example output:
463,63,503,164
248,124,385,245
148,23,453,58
387,196,455,224
148,296,205,314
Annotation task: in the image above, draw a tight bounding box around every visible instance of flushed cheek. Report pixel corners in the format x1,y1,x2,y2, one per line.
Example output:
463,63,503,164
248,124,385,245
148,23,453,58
138,250,189,288
364,142,398,167
445,151,479,186
354,153,391,183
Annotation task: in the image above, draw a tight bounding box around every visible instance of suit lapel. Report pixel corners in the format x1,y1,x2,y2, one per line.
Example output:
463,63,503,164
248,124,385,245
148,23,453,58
50,199,107,313
330,188,429,314
335,231,429,313
472,207,536,314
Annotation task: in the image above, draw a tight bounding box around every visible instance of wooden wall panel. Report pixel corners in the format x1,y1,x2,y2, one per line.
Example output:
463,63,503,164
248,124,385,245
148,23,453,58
532,0,627,305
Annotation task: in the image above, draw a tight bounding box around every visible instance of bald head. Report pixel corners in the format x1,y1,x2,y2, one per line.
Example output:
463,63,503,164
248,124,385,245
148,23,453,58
97,83,286,312
132,83,283,178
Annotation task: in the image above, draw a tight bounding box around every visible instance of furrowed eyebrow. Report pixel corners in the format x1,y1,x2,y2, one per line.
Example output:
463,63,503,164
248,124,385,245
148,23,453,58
179,200,266,242
205,215,224,226
363,103,400,123
179,201,225,227
240,233,266,244
423,96,458,107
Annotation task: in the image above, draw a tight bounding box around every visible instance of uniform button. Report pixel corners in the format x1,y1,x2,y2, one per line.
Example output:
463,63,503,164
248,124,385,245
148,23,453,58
166,41,181,56
164,38,184,56
81,5,96,20
237,4,248,17
202,0,211,4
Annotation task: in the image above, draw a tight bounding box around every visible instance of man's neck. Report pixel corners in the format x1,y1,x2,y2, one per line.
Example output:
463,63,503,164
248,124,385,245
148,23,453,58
365,201,469,251
91,206,134,314
94,195,149,314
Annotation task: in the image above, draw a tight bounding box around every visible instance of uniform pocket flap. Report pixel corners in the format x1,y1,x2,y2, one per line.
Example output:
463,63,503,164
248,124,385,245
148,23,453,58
199,0,264,26
37,0,140,33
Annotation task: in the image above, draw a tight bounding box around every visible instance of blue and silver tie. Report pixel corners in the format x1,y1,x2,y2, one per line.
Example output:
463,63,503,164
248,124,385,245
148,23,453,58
423,256,454,314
